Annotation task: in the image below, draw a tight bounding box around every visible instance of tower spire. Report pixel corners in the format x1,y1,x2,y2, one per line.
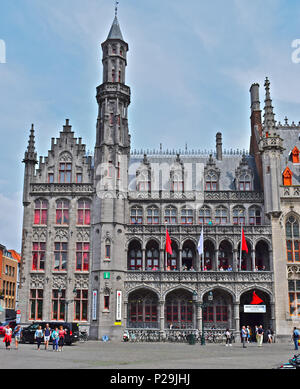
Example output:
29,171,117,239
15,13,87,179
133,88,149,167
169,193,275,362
263,77,276,133
23,124,38,164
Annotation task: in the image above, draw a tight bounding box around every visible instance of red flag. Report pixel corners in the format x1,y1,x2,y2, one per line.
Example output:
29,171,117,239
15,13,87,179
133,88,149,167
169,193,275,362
241,228,248,253
251,291,264,305
165,229,173,255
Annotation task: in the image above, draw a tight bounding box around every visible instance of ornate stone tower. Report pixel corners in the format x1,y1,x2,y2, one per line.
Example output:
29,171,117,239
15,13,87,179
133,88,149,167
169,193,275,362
90,12,131,340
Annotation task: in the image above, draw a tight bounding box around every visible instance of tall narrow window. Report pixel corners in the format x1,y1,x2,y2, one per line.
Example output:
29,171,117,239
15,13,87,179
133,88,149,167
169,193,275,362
32,242,46,271
77,200,91,225
199,206,212,225
104,295,110,310
29,289,43,321
205,172,218,191
112,69,116,82
52,289,65,321
48,173,54,183
76,173,82,183
286,216,300,263
249,207,262,226
181,208,193,224
238,174,251,191
34,200,48,225
74,290,88,321
56,200,69,225
76,242,89,271
54,242,68,271
288,280,300,317
59,163,72,183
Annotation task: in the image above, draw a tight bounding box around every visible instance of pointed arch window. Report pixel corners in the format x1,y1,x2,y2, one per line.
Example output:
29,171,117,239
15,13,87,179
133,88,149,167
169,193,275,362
249,206,262,226
146,242,160,271
238,173,251,191
205,171,218,191
199,206,212,225
137,171,151,192
128,241,142,271
147,206,159,224
181,207,193,224
215,206,228,225
164,206,177,224
283,167,293,186
286,216,300,263
130,206,143,224
233,206,245,225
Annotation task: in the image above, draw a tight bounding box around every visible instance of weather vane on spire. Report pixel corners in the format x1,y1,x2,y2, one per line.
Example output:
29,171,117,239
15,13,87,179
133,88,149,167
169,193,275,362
115,1,119,17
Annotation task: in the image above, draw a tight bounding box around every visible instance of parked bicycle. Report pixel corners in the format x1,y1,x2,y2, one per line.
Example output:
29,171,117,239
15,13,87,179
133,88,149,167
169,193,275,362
79,330,88,342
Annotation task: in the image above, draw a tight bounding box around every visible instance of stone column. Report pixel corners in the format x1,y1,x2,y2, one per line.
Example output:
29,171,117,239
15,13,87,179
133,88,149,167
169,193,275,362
233,302,240,339
196,302,202,330
214,249,219,271
178,249,182,272
160,250,164,272
233,249,238,272
142,248,146,271
252,249,256,271
268,249,273,272
159,300,165,333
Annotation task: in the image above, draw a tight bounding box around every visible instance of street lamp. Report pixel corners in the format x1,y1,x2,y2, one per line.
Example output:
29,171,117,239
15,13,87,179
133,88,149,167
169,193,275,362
58,287,77,322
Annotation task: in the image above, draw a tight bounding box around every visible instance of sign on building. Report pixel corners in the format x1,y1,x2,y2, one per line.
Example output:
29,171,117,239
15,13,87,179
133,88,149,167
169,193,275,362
116,290,122,321
244,305,266,313
92,290,98,321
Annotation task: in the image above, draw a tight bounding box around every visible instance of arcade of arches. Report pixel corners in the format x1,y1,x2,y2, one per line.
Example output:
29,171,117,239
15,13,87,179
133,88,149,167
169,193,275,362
127,239,271,272
126,288,273,333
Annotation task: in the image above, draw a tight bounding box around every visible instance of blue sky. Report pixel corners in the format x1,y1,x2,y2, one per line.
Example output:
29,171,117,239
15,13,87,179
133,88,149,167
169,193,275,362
1,0,300,250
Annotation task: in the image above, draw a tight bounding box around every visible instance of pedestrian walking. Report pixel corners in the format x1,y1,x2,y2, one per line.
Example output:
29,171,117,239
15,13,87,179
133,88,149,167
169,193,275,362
255,325,258,343
225,328,232,347
14,325,22,350
44,323,51,350
266,328,273,344
246,326,251,343
257,325,264,347
58,325,67,352
241,326,247,348
51,327,59,352
3,325,12,350
292,327,300,351
34,325,43,350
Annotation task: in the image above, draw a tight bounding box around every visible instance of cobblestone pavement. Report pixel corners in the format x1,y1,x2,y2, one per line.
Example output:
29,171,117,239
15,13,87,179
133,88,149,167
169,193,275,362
0,340,297,369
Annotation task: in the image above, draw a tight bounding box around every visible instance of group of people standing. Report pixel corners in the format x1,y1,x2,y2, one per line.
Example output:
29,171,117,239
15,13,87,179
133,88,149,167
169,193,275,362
34,324,67,351
240,325,271,348
3,323,67,351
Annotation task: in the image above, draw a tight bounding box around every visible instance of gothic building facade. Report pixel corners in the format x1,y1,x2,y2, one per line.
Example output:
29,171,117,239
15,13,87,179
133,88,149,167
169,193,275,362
18,14,300,342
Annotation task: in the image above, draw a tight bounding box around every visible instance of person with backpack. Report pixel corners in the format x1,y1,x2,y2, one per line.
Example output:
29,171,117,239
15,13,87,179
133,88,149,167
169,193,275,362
292,327,300,351
241,326,247,348
34,325,43,350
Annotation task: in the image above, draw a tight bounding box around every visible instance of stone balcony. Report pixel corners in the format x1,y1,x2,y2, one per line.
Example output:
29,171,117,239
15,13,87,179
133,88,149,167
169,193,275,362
125,270,273,284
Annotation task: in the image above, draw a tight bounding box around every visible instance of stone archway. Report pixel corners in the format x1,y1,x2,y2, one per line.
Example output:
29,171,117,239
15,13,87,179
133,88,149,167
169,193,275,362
127,288,159,329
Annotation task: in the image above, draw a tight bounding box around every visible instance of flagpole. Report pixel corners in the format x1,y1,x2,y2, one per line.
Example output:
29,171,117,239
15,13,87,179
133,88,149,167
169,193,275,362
201,223,204,271
239,224,242,271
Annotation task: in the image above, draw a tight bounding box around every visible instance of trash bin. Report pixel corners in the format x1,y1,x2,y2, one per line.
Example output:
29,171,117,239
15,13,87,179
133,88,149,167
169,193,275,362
187,334,196,345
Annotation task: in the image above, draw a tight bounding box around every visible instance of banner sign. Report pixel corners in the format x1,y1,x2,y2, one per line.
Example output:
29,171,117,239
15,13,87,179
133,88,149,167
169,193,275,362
92,290,98,321
244,305,266,313
116,290,122,321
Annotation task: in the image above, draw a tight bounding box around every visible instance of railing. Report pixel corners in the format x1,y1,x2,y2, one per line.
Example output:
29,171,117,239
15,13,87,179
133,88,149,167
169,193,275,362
30,183,94,195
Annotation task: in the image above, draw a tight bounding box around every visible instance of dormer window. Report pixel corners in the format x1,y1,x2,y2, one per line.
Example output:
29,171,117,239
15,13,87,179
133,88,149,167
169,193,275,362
283,167,293,186
205,171,218,191
292,146,300,164
238,174,251,191
59,163,72,183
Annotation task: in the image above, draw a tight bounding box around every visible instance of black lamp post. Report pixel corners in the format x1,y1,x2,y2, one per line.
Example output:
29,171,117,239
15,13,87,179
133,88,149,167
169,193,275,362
58,287,77,322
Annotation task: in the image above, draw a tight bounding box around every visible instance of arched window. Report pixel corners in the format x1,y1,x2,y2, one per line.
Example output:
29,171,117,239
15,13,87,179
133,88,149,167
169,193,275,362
181,207,193,224
182,241,195,270
233,206,245,225
128,290,158,328
166,242,178,271
172,172,184,192
238,174,251,191
165,290,193,329
199,206,212,225
34,199,48,225
137,171,151,192
215,206,228,225
146,241,160,271
127,241,142,271
130,206,143,224
56,200,69,225
205,171,218,191
286,216,300,263
147,206,159,224
164,206,177,224
249,207,262,226
77,199,91,225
